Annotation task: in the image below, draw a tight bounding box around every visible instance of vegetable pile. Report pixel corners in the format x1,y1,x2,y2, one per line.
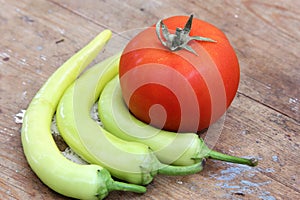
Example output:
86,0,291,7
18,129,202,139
21,15,257,200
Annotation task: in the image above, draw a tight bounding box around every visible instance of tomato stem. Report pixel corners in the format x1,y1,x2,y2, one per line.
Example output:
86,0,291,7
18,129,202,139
155,14,216,55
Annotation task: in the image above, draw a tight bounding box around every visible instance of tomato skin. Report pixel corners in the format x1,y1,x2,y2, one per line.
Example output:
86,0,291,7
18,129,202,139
119,16,240,132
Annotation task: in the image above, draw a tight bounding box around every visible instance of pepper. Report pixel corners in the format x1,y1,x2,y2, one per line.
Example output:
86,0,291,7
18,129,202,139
98,76,258,167
21,30,146,199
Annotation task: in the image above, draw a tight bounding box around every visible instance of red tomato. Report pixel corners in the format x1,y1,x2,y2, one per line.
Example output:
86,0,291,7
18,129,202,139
119,15,239,132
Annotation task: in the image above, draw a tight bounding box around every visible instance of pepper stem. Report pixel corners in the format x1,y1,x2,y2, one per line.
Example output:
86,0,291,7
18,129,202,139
108,181,147,193
155,14,216,55
98,168,146,199
207,150,258,167
157,159,205,176
198,139,258,167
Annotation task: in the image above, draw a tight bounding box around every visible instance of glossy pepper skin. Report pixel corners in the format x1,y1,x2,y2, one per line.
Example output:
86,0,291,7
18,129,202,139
21,30,146,199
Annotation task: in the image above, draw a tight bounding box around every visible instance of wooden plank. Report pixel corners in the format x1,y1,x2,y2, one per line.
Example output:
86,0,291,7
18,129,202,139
0,0,299,199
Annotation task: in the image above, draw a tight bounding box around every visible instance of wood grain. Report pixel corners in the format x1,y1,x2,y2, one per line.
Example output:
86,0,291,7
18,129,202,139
0,0,299,199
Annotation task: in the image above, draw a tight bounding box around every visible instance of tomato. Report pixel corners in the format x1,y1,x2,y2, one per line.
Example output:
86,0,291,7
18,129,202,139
119,15,240,132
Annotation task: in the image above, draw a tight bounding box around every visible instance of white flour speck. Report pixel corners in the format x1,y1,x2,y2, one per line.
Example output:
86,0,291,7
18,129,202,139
61,147,88,165
14,110,26,124
91,103,103,127
0,52,10,58
51,115,60,136
289,97,299,112
40,55,47,61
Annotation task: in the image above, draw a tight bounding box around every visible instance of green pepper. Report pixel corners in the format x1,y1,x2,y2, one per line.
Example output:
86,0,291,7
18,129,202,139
98,76,258,167
21,30,146,200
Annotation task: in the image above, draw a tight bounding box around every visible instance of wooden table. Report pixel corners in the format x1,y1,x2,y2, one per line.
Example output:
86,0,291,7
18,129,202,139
1,0,299,199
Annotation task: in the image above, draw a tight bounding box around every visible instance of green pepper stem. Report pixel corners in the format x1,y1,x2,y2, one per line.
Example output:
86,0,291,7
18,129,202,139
108,181,146,193
99,169,146,196
198,139,258,167
157,160,204,176
207,150,258,167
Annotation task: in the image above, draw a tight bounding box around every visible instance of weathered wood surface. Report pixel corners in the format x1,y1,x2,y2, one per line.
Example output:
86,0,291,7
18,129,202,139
0,0,299,199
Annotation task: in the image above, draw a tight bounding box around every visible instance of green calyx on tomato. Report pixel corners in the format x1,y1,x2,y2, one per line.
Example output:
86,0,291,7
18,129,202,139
119,15,240,133
156,14,216,55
